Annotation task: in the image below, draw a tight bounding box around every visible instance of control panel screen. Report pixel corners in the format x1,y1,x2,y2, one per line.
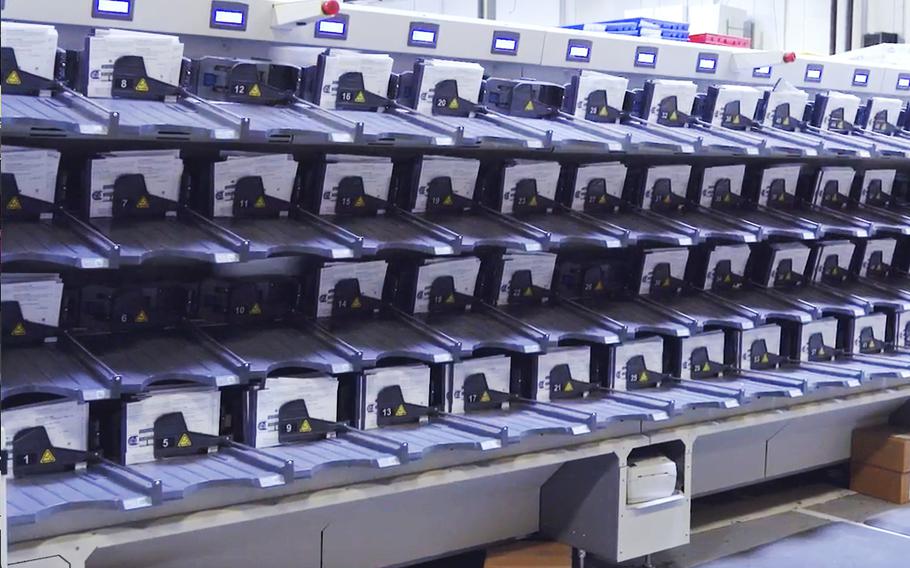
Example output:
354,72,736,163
565,39,593,62
210,2,248,30
315,17,348,39
569,45,590,59
93,0,133,20
696,54,717,73
408,22,440,48
805,64,823,82
897,75,910,91
634,47,658,68
852,70,869,86
753,65,772,78
214,9,243,25
491,31,520,55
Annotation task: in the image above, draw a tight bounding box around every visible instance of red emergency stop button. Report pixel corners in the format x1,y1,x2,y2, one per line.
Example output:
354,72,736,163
783,52,797,63
322,1,341,16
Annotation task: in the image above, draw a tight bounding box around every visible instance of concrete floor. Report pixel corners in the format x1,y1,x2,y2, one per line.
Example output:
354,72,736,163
485,468,910,568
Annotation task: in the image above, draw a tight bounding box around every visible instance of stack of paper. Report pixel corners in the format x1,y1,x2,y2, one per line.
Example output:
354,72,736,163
0,22,59,82
85,29,184,98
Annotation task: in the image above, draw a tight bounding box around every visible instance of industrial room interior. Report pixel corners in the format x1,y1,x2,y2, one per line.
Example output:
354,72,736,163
2,0,910,567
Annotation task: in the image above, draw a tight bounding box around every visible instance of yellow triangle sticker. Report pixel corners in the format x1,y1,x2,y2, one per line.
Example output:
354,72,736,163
7,196,22,210
6,69,22,85
523,287,534,297
448,98,459,110
669,111,678,121
701,363,711,372
480,391,491,403
39,449,56,464
599,106,609,117
351,297,362,309
299,419,312,433
135,78,149,93
761,353,769,364
640,371,649,382
354,91,366,104
663,278,671,287
135,310,149,324
564,382,574,392
11,322,27,336
395,404,407,417
724,194,732,202
732,115,740,124
598,195,607,204
177,433,192,448
445,293,455,304
783,117,790,126
250,303,262,316
136,195,150,209
354,196,366,207
442,194,453,206
249,84,262,97
724,274,732,283
254,195,267,208
524,100,535,112
594,281,604,291
529,195,538,207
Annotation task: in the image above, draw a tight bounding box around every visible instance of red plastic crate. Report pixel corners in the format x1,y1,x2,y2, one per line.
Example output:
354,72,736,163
689,33,751,48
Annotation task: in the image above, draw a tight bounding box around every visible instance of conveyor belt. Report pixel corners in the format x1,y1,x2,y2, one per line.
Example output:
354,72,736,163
330,109,453,145
1,220,115,269
552,393,671,427
320,316,457,366
457,406,591,443
585,299,695,337
367,420,504,459
736,208,819,240
3,92,109,137
836,281,910,311
518,212,626,249
507,116,623,152
90,218,243,265
712,375,804,399
209,101,356,144
589,210,696,246
713,288,817,323
757,365,862,391
423,211,549,252
128,446,290,501
669,209,760,243
6,464,157,527
760,127,862,157
421,309,547,356
616,381,742,413
75,329,246,393
202,322,358,376
795,287,870,316
102,97,239,140
432,115,543,148
848,205,910,236
805,358,910,381
506,303,623,346
260,434,403,479
653,125,760,155
1,343,114,402
214,217,360,260
593,122,695,153
776,207,871,238
328,213,460,256
653,294,760,331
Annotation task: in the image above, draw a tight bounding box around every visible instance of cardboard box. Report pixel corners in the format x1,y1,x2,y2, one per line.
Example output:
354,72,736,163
850,461,910,505
851,426,910,473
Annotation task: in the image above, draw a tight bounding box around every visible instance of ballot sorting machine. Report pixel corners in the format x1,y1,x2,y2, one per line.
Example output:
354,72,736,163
1,2,910,567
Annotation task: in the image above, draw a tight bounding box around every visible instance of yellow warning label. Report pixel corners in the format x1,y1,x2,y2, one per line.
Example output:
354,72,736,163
136,195,150,209
135,310,149,324
299,419,312,433
395,404,407,417
249,84,262,97
11,322,27,336
701,363,711,372
177,433,192,448
640,371,649,382
761,353,769,364
354,196,366,207
354,91,366,104
662,278,671,287
724,274,732,283
867,340,876,349
445,294,455,304
40,449,56,464
250,303,262,316
564,382,574,392
254,195,267,208
598,195,607,204
523,287,534,297
524,100,535,112
724,194,732,202
669,111,678,121
449,98,460,110
135,78,150,93
528,195,538,207
732,115,740,125
6,70,22,85
594,281,604,291
7,196,22,210
782,117,790,126
442,194,453,206
351,297,362,309
599,106,609,117
480,391,491,403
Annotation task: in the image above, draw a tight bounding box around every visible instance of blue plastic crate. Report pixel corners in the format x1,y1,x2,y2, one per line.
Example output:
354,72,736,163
565,17,690,34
